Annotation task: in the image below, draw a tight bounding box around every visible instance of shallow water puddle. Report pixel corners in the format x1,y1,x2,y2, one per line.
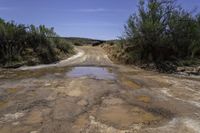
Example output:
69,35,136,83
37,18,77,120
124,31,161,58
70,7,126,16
105,105,159,123
66,67,116,80
76,97,167,130
91,104,163,129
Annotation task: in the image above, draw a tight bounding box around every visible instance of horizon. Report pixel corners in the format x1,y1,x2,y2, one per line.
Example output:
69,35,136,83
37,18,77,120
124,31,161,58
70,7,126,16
0,0,200,40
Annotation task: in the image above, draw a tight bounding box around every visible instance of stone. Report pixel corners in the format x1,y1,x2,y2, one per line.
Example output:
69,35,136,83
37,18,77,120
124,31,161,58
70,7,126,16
24,110,43,124
177,67,185,72
30,131,39,133
197,66,200,72
77,100,88,106
1,112,25,122
177,66,200,75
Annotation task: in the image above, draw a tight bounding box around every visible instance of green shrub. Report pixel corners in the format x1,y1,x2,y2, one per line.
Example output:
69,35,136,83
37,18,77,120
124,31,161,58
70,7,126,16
122,0,200,67
0,18,74,67
56,39,74,54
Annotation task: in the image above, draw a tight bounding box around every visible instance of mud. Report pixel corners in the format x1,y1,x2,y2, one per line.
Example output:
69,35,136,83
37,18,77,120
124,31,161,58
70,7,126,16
0,46,200,133
119,77,141,89
137,96,151,103
90,98,163,129
0,100,7,108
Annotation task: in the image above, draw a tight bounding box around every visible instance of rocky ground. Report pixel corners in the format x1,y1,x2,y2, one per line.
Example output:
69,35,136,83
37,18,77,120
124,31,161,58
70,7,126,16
0,46,200,133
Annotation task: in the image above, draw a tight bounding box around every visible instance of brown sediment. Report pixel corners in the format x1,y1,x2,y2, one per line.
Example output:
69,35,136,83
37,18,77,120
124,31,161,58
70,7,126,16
90,104,163,129
6,88,20,94
72,114,89,132
137,95,151,103
120,77,141,89
24,110,43,125
0,100,8,108
84,97,166,130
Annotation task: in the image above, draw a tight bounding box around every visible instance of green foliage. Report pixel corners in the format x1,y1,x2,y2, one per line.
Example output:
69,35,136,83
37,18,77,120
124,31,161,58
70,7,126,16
123,0,200,65
0,19,74,67
64,37,105,46
56,39,74,54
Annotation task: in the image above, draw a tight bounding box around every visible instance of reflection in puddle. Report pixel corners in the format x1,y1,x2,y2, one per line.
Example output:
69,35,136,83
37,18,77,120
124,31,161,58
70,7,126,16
66,67,115,80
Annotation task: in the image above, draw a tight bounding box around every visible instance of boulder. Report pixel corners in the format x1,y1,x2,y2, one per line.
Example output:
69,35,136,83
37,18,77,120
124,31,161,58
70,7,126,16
197,66,200,73
178,66,200,75
177,67,185,72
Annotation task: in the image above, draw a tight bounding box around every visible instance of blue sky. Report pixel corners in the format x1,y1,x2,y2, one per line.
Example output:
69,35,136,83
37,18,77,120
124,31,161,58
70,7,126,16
0,0,200,40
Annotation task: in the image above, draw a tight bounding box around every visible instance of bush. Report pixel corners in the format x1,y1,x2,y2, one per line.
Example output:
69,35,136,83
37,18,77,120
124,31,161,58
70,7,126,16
122,0,200,66
0,18,74,67
56,39,74,54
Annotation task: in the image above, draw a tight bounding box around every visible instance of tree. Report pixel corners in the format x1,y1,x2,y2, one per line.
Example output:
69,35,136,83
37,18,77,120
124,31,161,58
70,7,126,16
0,18,73,67
123,0,200,66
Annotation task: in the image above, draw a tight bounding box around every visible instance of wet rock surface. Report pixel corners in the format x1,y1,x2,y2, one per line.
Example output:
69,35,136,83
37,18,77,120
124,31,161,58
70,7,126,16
0,46,200,133
177,66,200,75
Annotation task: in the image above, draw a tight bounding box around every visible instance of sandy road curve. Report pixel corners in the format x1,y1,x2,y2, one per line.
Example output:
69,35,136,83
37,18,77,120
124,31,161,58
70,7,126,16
61,46,113,66
19,46,113,70
0,46,200,133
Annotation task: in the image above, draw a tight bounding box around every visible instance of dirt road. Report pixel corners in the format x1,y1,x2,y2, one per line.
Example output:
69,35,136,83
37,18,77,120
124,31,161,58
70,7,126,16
0,46,200,133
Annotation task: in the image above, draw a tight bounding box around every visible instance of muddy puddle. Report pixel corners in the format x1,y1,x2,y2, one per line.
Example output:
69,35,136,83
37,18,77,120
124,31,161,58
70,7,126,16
66,67,116,80
0,66,116,81
73,97,170,131
93,104,162,128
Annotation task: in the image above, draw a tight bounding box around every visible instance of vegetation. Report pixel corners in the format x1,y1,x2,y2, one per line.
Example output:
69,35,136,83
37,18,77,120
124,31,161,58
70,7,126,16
116,0,200,71
0,18,74,68
64,37,105,46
